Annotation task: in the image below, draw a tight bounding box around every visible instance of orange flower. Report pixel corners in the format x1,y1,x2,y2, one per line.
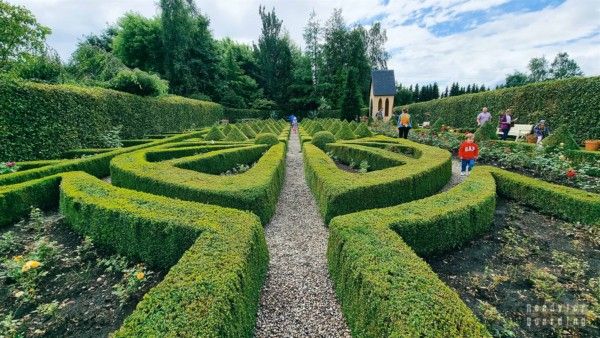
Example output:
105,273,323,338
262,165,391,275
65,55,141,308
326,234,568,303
135,272,145,280
22,260,41,272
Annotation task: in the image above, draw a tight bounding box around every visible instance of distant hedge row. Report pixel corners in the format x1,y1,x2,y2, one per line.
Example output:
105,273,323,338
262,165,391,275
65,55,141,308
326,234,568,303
399,76,600,143
0,77,224,161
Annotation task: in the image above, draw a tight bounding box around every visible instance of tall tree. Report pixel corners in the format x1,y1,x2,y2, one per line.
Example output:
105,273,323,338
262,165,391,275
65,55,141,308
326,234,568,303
0,1,50,69
549,52,583,79
288,49,319,115
365,22,389,69
160,0,195,94
505,71,529,87
112,13,164,74
321,8,348,106
528,56,549,82
303,10,321,86
432,82,439,99
255,6,293,108
347,27,371,99
340,67,362,121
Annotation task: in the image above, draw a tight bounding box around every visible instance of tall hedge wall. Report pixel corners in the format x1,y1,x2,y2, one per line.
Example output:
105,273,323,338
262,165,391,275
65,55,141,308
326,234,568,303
0,77,224,161
398,76,600,143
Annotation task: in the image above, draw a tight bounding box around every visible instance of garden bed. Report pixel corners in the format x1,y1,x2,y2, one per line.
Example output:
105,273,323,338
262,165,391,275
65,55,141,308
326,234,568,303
0,210,163,337
427,199,600,337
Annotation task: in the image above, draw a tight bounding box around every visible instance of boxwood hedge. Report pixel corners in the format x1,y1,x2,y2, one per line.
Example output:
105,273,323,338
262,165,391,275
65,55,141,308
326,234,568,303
400,76,600,143
59,172,267,337
303,135,451,222
0,77,224,161
110,142,286,224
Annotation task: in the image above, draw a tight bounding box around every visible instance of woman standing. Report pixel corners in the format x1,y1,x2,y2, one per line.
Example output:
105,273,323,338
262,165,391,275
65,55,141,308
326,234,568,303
499,109,513,140
397,108,412,139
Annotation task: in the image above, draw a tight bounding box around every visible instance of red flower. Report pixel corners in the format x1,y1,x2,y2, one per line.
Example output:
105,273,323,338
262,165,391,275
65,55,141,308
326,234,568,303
566,168,576,178
6,162,15,167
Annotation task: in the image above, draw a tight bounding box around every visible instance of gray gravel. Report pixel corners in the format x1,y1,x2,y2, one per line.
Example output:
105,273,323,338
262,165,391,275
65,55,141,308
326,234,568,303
441,159,467,192
254,132,351,338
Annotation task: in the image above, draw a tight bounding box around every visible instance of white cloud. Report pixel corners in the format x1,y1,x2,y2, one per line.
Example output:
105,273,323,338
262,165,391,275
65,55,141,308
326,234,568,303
6,0,600,90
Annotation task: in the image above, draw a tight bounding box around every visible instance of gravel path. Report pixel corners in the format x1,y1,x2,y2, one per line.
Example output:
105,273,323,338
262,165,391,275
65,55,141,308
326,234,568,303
440,159,467,192
254,132,351,338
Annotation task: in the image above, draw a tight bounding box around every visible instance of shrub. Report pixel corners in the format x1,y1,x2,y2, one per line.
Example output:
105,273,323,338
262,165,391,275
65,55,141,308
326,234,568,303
240,124,257,139
335,123,356,140
328,169,495,337
354,123,373,138
309,123,324,136
328,121,342,135
58,172,267,337
431,118,444,133
224,125,248,142
400,76,600,143
14,51,64,84
254,133,279,146
203,125,226,141
474,120,498,142
312,131,336,151
305,136,451,222
260,124,278,135
542,125,580,150
0,78,223,161
222,124,233,135
107,68,169,96
110,143,286,224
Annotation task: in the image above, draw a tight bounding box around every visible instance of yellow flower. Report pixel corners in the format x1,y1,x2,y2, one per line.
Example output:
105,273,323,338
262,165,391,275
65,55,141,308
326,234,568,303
21,260,41,272
13,255,23,262
135,272,145,280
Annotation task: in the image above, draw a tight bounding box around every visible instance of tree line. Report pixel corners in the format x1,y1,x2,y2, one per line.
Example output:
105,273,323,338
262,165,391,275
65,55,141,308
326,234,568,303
502,52,583,88
395,82,489,105
0,0,389,119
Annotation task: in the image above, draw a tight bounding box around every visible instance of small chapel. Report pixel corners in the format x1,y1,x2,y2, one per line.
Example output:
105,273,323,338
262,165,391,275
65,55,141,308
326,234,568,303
369,69,396,122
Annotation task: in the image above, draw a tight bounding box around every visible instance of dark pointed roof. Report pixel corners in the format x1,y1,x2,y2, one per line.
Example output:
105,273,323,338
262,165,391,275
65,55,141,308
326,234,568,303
371,70,396,96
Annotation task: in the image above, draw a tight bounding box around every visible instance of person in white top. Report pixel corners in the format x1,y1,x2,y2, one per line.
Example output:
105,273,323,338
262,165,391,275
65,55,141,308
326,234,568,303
476,107,492,126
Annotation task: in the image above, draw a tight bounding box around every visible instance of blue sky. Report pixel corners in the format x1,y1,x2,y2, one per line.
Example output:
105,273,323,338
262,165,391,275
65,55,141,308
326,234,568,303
8,0,600,89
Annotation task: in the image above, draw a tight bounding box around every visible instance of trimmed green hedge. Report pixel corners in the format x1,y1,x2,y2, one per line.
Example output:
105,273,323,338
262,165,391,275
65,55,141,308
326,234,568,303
0,132,201,187
111,142,286,224
326,164,600,337
0,175,61,227
304,135,451,222
401,76,600,143
15,159,64,170
328,169,494,336
0,77,224,161
62,148,114,159
490,167,600,224
59,172,267,336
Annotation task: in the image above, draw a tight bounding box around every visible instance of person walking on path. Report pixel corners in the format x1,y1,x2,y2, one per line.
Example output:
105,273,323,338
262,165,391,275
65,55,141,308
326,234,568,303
397,107,412,139
476,107,492,126
458,133,479,176
291,115,298,133
498,109,513,140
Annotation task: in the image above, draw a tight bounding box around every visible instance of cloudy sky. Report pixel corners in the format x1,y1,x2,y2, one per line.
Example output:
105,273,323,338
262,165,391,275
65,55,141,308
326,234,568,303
8,0,600,89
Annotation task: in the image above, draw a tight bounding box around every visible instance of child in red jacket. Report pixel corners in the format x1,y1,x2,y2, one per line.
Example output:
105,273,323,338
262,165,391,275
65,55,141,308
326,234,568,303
458,133,479,176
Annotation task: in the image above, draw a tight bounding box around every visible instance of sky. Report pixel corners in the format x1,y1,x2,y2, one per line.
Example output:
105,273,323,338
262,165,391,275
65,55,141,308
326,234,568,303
7,0,600,89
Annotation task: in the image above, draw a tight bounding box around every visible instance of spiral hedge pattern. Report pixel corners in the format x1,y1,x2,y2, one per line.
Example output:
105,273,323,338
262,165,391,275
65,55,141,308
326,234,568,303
0,120,290,336
299,119,600,337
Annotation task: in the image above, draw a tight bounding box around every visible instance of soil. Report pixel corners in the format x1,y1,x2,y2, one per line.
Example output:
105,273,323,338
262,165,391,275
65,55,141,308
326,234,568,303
427,200,600,337
0,211,164,337
334,161,360,173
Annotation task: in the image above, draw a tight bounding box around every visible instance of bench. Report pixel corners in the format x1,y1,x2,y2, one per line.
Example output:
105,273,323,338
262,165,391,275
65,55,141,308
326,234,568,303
497,124,533,141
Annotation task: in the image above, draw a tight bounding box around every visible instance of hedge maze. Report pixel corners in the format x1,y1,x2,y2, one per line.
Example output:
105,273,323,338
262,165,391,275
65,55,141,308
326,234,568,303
2,113,599,336
299,118,600,337
1,119,289,336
